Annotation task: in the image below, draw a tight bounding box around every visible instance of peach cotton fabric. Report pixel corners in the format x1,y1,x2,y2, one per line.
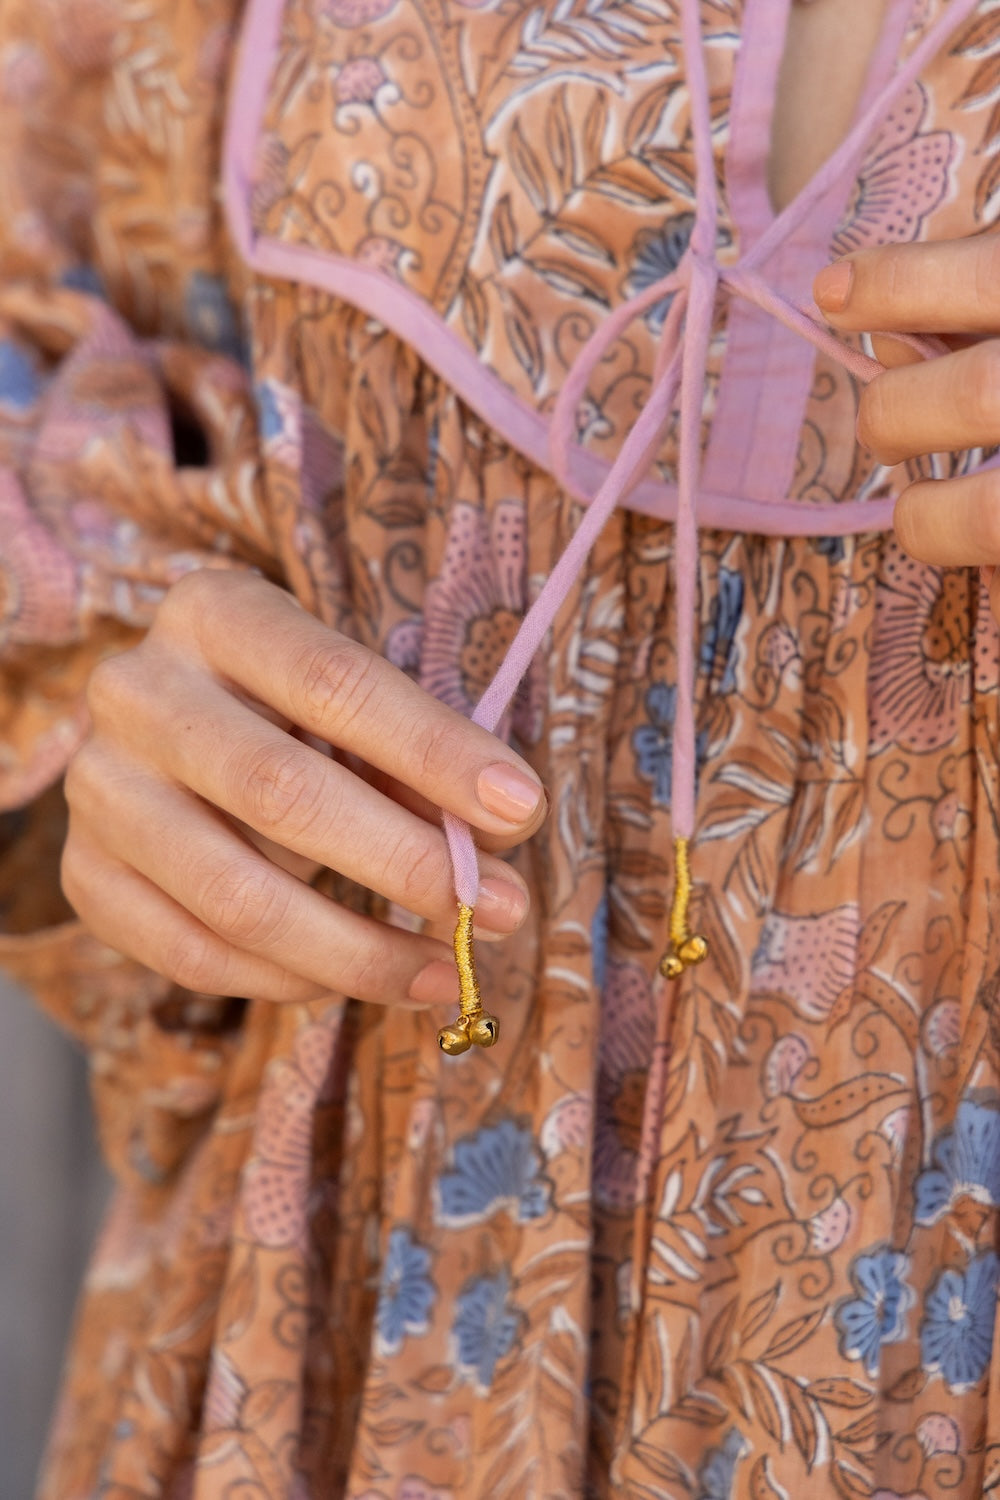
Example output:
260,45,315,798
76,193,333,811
3,1,1000,1497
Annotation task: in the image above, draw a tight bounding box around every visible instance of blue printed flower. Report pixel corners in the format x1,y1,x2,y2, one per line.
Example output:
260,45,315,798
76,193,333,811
184,271,245,362
813,534,846,565
914,1097,1000,1227
835,1248,913,1377
631,682,708,809
453,1270,520,1388
696,1427,747,1500
628,215,732,330
921,1251,1000,1391
627,214,695,330
700,568,744,694
375,1226,436,1355
632,682,678,806
436,1119,551,1227
256,380,285,443
0,339,41,412
59,264,105,298
591,887,609,992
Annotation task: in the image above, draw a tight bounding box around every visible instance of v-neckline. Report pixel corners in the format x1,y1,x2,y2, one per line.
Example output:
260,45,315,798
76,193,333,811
725,0,918,254
699,0,920,505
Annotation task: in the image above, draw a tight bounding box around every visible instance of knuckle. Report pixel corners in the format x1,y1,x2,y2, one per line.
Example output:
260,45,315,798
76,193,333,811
343,932,394,1002
877,246,915,314
157,567,255,645
978,478,1000,558
974,237,1000,311
414,719,472,787
237,741,324,837
85,651,135,723
892,486,924,559
856,378,889,454
392,836,449,913
161,925,225,994
291,637,380,734
158,566,216,627
966,342,1000,430
196,858,293,947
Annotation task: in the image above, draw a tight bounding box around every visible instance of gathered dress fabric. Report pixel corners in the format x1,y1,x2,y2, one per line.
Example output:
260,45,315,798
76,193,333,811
4,0,1000,1495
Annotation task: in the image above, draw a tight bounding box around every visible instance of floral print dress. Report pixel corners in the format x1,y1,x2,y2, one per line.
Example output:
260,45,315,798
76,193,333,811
2,1,1000,1498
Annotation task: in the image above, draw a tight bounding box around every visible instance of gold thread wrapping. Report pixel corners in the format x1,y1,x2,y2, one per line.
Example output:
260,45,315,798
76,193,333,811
454,903,481,1019
669,835,693,949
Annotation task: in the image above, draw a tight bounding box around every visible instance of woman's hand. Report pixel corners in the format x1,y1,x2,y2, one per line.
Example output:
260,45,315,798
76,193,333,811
813,235,1000,573
61,570,545,1008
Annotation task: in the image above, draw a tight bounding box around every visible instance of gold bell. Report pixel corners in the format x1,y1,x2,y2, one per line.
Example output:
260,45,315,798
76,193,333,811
658,836,709,982
679,934,708,966
468,1012,500,1048
438,1021,473,1056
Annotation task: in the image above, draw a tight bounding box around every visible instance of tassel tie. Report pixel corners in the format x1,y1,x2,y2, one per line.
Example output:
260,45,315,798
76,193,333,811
222,0,986,1055
435,0,960,1055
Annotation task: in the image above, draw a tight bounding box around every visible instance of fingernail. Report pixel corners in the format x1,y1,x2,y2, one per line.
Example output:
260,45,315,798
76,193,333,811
814,259,854,314
477,762,544,823
476,878,529,934
408,960,458,1005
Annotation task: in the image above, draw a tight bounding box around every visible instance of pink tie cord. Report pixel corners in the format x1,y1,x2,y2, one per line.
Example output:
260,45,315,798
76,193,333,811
223,0,987,927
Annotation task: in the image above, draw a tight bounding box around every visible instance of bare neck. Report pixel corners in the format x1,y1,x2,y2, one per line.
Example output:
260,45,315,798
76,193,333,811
768,0,891,213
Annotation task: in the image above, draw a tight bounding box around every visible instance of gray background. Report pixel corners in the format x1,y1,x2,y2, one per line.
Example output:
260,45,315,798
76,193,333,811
1,975,109,1500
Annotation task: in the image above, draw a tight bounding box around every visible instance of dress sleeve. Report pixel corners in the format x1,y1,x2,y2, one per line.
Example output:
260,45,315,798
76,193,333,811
0,0,271,1185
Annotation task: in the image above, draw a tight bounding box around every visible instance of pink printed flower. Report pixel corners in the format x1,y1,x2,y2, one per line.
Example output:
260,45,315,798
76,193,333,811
930,788,960,842
241,1015,340,1250
322,0,398,28
355,234,405,276
922,998,961,1059
808,1195,854,1254
869,543,973,755
385,618,423,676
916,1413,961,1457
751,905,859,1021
418,501,544,744
593,958,656,1212
336,56,387,106
398,1480,455,1500
880,1105,912,1161
834,83,953,255
35,307,170,463
203,1348,246,1430
540,1094,591,1160
758,620,799,676
1,43,48,105
762,1033,811,1098
252,132,290,225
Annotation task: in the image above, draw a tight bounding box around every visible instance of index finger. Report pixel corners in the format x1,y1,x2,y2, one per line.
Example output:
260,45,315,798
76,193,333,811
813,235,1000,336
159,570,547,838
